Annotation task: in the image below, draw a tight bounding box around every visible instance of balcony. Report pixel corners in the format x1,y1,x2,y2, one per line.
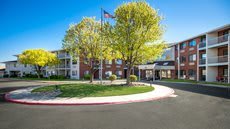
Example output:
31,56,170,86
198,41,206,50
199,59,206,65
58,64,70,69
207,55,228,65
208,34,229,47
57,54,71,59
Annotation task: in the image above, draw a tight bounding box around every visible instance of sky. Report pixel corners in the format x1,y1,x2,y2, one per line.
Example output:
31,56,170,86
0,0,229,66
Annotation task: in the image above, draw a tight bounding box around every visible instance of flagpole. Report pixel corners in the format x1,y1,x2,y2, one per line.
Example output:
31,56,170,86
100,7,103,84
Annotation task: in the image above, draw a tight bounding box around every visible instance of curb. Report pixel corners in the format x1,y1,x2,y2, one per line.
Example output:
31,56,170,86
4,88,175,106
157,81,230,89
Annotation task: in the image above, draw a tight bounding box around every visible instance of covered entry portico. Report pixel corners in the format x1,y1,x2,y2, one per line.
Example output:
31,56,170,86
138,62,175,81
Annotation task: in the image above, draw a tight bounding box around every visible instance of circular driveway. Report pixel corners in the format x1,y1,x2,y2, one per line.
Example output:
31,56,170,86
0,79,230,129
4,83,174,105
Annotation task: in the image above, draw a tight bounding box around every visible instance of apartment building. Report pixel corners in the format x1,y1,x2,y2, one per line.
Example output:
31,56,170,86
3,50,127,79
3,60,34,77
2,24,229,83
174,24,230,83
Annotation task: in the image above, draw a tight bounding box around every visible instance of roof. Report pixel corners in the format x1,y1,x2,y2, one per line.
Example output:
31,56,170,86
172,24,230,45
1,60,17,64
147,61,175,66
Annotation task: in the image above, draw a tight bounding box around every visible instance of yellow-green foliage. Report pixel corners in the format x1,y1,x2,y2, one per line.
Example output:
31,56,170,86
63,17,120,61
109,74,117,82
19,49,59,67
130,75,137,82
111,1,167,64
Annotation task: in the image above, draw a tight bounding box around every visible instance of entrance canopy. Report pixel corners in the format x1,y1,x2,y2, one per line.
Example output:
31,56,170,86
138,64,175,70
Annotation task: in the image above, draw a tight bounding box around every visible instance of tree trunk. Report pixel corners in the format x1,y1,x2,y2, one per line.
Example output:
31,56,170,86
89,67,94,83
126,66,132,85
35,65,43,79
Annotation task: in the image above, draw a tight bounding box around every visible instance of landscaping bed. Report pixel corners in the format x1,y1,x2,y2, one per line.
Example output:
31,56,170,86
32,83,154,97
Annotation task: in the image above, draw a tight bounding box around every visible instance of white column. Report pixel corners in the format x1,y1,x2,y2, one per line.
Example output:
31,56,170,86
160,69,162,80
177,44,180,79
138,69,141,81
197,44,199,81
70,56,73,79
227,31,230,83
206,34,209,82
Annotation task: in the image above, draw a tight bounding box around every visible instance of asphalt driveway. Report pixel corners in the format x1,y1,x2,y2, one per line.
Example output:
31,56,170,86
0,79,230,129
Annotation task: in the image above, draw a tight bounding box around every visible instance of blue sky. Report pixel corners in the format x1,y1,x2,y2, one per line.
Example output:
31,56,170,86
0,0,229,66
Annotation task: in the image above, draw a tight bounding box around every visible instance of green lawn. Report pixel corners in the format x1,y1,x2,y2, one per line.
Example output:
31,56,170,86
15,77,79,81
32,83,154,97
162,79,230,86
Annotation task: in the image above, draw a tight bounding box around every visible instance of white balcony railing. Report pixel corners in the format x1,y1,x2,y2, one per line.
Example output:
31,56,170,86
199,59,206,65
58,64,70,68
207,55,228,64
199,41,206,49
208,34,229,46
58,54,71,58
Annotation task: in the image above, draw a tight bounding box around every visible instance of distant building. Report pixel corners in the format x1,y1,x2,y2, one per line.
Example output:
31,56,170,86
0,66,5,78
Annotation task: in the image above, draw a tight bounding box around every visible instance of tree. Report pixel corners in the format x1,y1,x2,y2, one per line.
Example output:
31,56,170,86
109,1,167,85
19,49,59,78
63,17,119,83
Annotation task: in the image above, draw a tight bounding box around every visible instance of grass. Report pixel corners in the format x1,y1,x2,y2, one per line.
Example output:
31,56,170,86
162,79,230,86
14,77,79,81
32,83,154,97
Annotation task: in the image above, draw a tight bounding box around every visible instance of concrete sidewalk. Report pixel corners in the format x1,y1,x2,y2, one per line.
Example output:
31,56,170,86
5,83,175,105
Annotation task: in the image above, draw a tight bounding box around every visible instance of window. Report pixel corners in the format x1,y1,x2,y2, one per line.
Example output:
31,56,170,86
105,71,112,78
175,45,178,51
201,53,206,59
189,54,196,62
200,36,206,43
84,71,89,75
115,59,122,65
188,69,196,77
180,70,186,76
163,62,168,66
14,64,16,67
116,70,122,78
223,31,229,41
72,70,77,76
180,56,186,62
223,49,228,56
105,60,112,65
189,40,196,47
224,68,228,76
180,42,186,50
24,64,27,67
202,69,206,75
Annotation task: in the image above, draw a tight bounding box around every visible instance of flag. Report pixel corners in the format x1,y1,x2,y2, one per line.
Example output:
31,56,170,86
103,10,115,18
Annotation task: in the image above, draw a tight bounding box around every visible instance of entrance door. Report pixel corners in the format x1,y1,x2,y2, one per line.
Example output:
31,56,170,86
155,70,160,80
124,69,127,78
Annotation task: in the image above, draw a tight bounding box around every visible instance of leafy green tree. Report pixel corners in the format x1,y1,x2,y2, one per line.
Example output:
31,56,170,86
109,1,167,85
19,49,59,78
63,17,119,83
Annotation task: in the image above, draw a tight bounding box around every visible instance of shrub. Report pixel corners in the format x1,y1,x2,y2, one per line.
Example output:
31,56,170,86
24,74,38,78
49,75,66,79
130,75,137,83
3,74,9,78
84,74,91,80
109,74,117,82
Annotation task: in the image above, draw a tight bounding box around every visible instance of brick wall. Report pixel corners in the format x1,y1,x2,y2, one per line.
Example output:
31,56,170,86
79,57,126,79
174,36,205,80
